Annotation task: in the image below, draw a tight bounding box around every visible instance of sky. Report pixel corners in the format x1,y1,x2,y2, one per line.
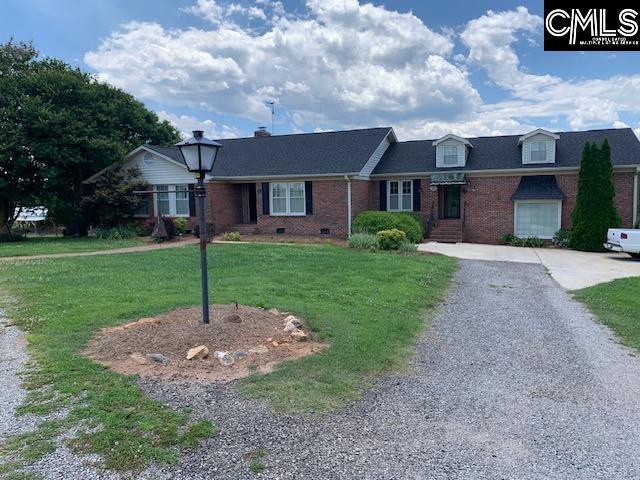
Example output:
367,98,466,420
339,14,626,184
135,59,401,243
2,0,640,140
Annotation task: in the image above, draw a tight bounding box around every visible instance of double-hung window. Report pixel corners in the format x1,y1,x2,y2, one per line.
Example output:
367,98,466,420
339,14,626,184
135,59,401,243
270,182,306,216
530,142,547,162
443,145,458,166
514,201,561,239
388,180,412,211
155,184,191,217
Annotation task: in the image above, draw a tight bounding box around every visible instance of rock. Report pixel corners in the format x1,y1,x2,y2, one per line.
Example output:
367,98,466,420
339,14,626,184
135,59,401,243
223,313,242,324
272,341,279,347
214,351,235,366
283,315,302,328
267,308,280,315
290,330,308,342
186,345,209,360
147,353,171,365
283,322,300,333
248,345,269,355
129,353,147,365
233,351,248,360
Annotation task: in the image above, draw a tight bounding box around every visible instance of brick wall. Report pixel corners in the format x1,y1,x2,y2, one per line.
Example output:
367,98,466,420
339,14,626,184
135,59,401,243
205,182,242,231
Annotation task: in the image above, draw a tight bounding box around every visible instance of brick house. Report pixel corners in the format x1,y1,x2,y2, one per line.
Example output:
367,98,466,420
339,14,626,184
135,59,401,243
86,126,640,244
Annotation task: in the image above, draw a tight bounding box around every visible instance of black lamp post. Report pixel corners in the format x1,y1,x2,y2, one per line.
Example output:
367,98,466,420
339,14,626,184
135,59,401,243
175,130,222,324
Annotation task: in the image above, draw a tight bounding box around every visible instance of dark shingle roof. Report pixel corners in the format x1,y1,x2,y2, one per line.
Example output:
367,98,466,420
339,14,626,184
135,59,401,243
150,128,391,178
373,128,640,175
510,175,566,201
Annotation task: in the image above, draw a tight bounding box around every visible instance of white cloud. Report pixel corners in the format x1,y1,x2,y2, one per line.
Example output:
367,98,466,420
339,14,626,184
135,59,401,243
85,3,640,139
157,111,241,139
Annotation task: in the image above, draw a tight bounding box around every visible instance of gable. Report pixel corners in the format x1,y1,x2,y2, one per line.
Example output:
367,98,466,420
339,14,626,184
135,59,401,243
521,133,556,165
124,148,195,185
435,138,467,168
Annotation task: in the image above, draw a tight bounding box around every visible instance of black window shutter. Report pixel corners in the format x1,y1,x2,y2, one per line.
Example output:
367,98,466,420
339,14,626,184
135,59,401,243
188,184,196,216
261,182,270,215
412,179,421,212
305,181,313,214
379,180,387,211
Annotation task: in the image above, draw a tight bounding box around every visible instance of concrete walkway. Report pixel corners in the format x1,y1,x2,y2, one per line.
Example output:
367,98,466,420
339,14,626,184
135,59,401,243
418,242,640,290
0,238,199,262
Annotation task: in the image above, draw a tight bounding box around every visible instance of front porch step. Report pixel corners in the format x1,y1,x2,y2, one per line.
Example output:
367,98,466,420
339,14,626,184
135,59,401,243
428,219,463,243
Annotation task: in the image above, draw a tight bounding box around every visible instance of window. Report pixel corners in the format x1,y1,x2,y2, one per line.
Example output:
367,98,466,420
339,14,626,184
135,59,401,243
388,180,413,211
443,145,458,166
154,184,191,217
514,201,561,239
530,142,547,162
270,182,306,216
134,194,150,217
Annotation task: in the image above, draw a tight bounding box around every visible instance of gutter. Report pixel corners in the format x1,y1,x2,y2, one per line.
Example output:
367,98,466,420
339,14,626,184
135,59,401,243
345,175,352,236
634,167,639,227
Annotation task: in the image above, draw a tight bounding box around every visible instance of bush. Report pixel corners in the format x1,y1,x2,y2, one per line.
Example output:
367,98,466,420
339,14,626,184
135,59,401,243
552,229,571,248
162,217,177,238
352,211,423,243
174,217,188,235
502,234,544,248
220,231,241,241
94,225,138,240
193,223,215,241
398,241,418,255
0,230,26,243
376,228,406,250
347,232,378,250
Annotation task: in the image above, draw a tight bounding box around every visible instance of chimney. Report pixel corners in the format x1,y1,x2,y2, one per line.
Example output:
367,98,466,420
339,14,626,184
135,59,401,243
254,126,271,137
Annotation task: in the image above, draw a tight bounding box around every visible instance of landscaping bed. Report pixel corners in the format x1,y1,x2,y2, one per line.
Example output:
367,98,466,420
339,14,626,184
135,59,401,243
84,304,327,383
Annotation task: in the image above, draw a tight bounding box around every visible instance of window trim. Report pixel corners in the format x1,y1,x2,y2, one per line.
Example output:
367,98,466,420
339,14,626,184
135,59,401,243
530,141,547,163
387,179,413,212
153,184,191,218
269,182,306,216
513,200,562,240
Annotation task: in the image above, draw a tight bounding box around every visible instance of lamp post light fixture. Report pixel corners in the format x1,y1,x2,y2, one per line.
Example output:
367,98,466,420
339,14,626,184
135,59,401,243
175,130,222,324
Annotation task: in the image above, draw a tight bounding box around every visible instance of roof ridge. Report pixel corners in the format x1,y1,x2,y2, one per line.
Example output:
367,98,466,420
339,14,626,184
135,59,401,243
213,126,392,142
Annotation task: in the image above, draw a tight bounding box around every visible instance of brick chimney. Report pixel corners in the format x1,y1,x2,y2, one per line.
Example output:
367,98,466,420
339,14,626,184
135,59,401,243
254,127,271,137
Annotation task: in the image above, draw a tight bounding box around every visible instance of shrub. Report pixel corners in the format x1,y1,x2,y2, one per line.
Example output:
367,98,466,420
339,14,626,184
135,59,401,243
552,229,571,248
398,241,418,255
376,228,406,250
174,217,188,235
220,231,241,241
502,234,544,248
141,218,156,236
94,225,138,240
347,232,378,250
162,217,177,238
0,230,27,243
352,211,423,243
193,223,215,241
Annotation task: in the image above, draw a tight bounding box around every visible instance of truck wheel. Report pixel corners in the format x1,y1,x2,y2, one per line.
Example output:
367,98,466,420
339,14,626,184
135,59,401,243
629,253,640,260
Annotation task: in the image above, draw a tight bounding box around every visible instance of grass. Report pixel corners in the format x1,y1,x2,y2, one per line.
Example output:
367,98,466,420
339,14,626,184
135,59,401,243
0,243,455,473
247,448,267,474
573,276,640,351
0,236,147,257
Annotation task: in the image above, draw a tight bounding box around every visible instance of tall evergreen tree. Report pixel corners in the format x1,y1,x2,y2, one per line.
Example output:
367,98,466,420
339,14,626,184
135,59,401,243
570,139,620,251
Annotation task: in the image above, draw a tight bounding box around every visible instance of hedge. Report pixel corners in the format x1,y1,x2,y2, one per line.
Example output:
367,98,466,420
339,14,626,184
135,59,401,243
352,211,423,243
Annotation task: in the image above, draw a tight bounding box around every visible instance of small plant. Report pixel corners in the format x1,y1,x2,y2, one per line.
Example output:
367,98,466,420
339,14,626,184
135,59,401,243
552,229,571,248
347,232,378,250
174,217,188,235
247,448,267,475
221,231,241,241
502,234,544,248
93,225,138,240
398,241,418,254
376,228,406,250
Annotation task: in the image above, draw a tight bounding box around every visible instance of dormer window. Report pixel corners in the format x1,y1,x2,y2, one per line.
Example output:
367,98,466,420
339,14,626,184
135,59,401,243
443,146,459,166
433,134,473,168
530,141,547,162
518,129,560,164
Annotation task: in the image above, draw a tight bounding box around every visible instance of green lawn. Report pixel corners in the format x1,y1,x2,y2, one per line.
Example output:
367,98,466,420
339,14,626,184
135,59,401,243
573,276,640,351
0,243,455,472
0,236,147,257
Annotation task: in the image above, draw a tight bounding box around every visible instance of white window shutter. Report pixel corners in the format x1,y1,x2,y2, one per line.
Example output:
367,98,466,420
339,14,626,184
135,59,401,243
458,145,465,166
548,140,556,163
522,141,531,164
436,146,444,168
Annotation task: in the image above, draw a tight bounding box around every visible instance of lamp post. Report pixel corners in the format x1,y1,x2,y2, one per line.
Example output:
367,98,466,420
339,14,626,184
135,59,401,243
175,130,222,324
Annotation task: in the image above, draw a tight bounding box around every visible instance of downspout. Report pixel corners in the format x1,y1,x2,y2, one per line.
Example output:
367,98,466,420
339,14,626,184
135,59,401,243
634,167,639,228
345,175,352,236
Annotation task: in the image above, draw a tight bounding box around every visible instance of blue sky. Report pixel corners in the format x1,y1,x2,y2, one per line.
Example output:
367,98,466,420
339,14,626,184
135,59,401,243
2,0,640,140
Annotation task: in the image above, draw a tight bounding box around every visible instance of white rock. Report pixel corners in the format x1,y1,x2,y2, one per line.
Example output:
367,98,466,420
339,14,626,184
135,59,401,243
283,315,302,328
283,322,300,332
214,351,235,366
290,330,308,342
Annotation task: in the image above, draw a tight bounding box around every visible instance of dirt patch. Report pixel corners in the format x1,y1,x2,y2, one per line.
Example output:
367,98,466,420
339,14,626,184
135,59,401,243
83,305,327,383
213,233,346,247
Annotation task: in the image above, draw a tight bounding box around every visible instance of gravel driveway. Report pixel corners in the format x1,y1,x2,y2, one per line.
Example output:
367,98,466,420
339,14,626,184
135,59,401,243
10,260,640,479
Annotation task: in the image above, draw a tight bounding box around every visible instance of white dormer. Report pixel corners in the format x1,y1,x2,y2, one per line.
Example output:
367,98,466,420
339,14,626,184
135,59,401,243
518,129,560,164
433,134,473,168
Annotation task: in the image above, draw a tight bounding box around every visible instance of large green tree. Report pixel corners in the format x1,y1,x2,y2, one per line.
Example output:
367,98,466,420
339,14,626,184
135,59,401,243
571,139,621,251
0,40,180,236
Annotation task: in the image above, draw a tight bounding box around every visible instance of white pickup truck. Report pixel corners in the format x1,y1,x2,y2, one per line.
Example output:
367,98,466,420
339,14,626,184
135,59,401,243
604,228,640,258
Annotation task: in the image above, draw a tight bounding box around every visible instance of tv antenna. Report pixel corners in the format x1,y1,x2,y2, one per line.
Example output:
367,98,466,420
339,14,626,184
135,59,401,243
266,100,275,134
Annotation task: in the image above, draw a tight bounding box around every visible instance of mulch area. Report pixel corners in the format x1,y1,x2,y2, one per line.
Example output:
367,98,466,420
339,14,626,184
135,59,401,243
83,305,327,383
213,234,347,246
